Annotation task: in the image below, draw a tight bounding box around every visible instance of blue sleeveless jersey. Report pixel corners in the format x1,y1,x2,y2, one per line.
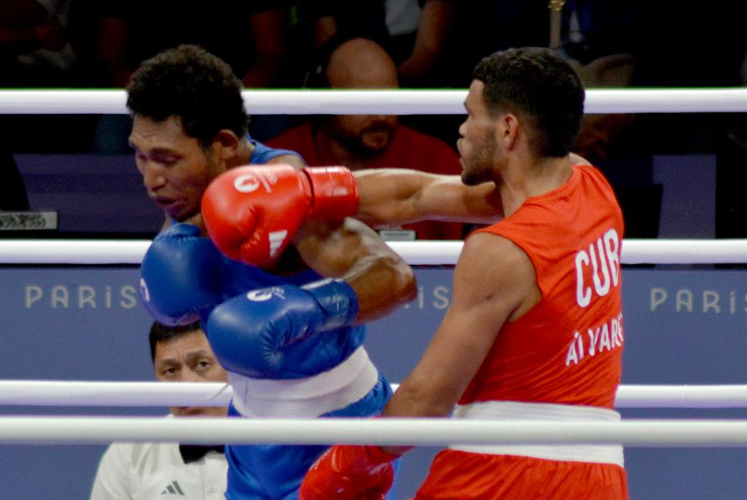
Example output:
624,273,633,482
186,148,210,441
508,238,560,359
248,138,298,164
212,140,392,500
225,378,397,500
215,138,366,377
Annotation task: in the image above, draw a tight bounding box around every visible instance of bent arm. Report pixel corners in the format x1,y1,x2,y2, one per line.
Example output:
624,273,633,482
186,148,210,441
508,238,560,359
355,169,503,226
292,217,417,323
380,233,537,453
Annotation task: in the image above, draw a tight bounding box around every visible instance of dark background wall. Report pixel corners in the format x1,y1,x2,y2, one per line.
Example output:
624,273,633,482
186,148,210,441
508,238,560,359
9,152,719,239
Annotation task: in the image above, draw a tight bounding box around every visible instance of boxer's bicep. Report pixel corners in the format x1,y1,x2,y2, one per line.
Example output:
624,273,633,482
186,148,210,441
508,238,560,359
293,217,416,322
384,234,534,417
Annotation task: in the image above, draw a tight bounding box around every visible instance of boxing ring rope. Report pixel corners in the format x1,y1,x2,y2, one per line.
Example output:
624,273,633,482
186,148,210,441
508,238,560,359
1,88,747,115
3,89,747,452
2,239,747,265
4,381,747,409
3,417,747,447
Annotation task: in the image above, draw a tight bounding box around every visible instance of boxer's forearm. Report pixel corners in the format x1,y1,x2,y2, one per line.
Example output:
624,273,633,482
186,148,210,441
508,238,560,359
344,252,416,323
293,217,417,323
354,169,431,227
355,169,503,226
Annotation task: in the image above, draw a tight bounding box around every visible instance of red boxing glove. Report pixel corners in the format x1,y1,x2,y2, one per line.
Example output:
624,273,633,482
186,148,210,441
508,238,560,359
202,164,359,267
299,445,397,500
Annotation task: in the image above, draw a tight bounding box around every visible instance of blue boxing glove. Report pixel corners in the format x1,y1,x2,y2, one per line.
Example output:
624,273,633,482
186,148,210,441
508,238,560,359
206,279,359,377
139,223,225,326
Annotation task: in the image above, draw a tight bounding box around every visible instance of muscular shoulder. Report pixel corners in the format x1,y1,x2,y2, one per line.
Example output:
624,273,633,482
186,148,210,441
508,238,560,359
460,233,534,280
455,232,538,319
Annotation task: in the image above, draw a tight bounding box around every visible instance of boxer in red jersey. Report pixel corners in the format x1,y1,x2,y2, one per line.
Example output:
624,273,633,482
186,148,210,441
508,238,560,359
299,47,629,499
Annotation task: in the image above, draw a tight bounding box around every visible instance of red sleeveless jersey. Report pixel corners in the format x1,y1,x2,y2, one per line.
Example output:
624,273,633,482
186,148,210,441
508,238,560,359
459,165,625,409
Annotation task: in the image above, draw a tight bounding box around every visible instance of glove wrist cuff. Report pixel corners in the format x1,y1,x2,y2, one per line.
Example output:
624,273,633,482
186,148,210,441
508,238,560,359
302,278,359,331
304,167,360,219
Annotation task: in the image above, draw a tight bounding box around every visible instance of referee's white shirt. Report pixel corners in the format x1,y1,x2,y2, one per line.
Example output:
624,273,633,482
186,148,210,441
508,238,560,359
90,439,227,500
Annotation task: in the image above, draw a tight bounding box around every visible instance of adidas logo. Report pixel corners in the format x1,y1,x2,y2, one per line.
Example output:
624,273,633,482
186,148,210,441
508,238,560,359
161,480,185,496
269,230,288,256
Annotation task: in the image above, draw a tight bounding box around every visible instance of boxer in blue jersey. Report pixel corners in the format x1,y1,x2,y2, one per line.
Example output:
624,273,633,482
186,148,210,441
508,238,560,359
127,45,415,499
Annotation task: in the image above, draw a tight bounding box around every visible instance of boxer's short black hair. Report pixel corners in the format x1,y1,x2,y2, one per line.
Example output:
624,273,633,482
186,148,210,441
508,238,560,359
473,47,585,157
127,44,249,148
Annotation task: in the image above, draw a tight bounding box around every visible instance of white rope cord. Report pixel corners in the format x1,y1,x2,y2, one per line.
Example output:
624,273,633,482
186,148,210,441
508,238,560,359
0,240,150,265
1,239,747,265
1,89,746,115
3,381,747,409
2,417,747,447
0,381,232,407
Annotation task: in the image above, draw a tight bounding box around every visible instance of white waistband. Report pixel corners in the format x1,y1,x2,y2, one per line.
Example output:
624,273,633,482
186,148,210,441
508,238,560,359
229,347,379,419
449,401,625,467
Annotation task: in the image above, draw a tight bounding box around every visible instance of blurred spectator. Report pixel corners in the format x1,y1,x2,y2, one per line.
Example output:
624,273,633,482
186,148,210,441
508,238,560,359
268,37,464,240
555,0,637,162
0,0,77,87
434,0,639,162
71,0,292,88
627,0,744,89
0,0,92,157
68,0,294,152
297,0,456,86
434,0,549,88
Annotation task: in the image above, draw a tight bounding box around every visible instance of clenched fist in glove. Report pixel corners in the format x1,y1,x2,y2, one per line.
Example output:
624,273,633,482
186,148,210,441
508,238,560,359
299,444,399,500
202,164,359,267
205,278,360,378
139,223,227,326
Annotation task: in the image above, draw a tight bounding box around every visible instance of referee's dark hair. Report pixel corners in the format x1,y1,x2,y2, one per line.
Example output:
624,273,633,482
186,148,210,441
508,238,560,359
148,321,203,363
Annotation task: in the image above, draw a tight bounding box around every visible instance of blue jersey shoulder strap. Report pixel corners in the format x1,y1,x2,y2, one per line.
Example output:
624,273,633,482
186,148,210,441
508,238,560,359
249,138,304,165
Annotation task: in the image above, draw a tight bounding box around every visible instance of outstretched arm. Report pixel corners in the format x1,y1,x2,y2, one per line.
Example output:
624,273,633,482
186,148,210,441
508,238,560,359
278,149,418,321
354,168,504,226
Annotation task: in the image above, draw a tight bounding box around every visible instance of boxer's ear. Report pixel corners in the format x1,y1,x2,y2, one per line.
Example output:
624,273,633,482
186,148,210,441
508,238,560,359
211,129,240,161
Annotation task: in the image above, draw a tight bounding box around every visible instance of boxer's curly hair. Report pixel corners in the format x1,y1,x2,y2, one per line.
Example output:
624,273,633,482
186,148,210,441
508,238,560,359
127,44,249,148
473,47,585,158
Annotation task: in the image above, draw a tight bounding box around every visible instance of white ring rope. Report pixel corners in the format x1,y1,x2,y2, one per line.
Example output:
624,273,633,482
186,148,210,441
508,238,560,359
3,381,747,409
1,89,746,115
2,417,747,447
1,239,747,265
3,89,741,455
